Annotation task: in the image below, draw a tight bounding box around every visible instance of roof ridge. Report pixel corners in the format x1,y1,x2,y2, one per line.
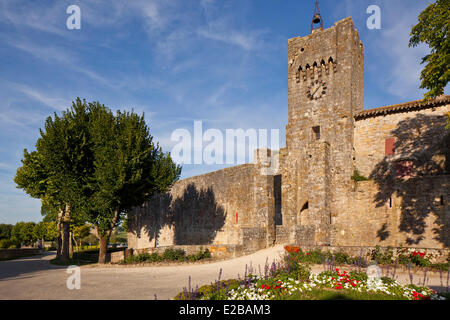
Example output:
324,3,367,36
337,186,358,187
355,95,450,120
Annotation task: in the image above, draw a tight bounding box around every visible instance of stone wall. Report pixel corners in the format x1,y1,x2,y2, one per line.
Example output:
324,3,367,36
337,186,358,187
341,102,450,249
0,248,43,260
354,103,449,178
127,16,450,255
331,177,449,249
128,158,276,251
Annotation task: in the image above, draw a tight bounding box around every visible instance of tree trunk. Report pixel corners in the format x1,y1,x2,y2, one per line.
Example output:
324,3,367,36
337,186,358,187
96,207,120,264
60,221,70,263
69,231,73,257
56,237,62,257
73,233,79,252
56,207,63,259
59,204,71,263
98,233,108,264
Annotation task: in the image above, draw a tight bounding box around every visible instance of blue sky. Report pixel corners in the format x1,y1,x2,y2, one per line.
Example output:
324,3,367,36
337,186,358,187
0,0,446,224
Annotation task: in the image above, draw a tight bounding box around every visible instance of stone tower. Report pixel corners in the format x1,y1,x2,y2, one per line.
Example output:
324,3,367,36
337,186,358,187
279,16,364,245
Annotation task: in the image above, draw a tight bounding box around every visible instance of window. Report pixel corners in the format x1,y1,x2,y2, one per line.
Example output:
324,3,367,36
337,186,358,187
312,126,320,141
385,138,395,155
396,160,414,179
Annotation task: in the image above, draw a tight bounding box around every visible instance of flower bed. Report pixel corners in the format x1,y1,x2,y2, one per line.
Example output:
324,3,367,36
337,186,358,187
283,245,450,271
224,268,446,300
175,252,449,301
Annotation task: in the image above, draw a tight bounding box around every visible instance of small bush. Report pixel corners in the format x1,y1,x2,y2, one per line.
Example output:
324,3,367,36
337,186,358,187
410,251,432,267
349,270,368,282
351,170,370,182
175,279,240,300
162,248,186,261
0,239,11,248
121,247,212,264
135,253,151,262
370,246,394,265
334,251,351,265
188,248,212,261
430,262,450,271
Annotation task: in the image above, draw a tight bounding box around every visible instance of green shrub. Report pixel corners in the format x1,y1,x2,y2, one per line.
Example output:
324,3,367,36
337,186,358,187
175,279,240,300
349,270,368,282
188,248,212,261
410,252,432,267
147,252,161,262
430,262,450,271
0,239,11,248
135,253,151,262
162,248,186,261
351,170,370,182
334,251,351,265
370,246,394,264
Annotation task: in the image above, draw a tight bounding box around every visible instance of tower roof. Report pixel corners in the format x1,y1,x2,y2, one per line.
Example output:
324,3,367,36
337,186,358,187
354,95,450,120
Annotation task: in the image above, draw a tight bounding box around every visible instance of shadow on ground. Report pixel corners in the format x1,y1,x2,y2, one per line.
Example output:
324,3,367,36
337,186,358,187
0,251,65,281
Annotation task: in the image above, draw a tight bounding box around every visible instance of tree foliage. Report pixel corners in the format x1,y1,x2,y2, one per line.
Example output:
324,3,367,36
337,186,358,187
0,224,13,240
83,103,181,237
46,221,59,241
32,222,47,242
79,102,181,262
409,0,450,99
15,99,94,262
14,98,181,263
11,221,36,246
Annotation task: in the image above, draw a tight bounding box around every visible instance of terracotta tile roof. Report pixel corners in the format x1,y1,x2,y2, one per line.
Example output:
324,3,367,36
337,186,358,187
354,95,450,120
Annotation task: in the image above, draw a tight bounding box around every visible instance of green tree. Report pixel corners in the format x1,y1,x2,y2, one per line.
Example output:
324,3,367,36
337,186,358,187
11,222,36,247
83,103,181,263
72,224,91,252
11,222,25,246
33,222,48,247
15,99,93,263
46,221,59,242
409,0,450,99
0,224,13,240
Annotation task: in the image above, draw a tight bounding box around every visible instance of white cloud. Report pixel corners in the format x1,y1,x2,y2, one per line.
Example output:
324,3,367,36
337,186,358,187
0,0,66,36
10,83,70,111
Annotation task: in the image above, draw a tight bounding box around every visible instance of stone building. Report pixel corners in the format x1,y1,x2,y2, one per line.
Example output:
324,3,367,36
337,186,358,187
127,16,449,257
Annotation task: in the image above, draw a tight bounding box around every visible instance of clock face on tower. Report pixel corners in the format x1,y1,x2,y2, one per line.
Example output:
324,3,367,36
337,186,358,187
306,79,327,100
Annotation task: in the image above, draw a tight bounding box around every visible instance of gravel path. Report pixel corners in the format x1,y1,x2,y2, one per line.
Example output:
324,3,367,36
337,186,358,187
0,246,447,300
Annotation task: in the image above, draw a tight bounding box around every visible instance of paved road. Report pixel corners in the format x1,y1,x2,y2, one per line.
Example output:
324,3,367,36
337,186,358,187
0,246,286,300
0,246,448,300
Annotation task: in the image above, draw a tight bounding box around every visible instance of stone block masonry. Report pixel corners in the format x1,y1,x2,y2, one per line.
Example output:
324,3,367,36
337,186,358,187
128,16,450,255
